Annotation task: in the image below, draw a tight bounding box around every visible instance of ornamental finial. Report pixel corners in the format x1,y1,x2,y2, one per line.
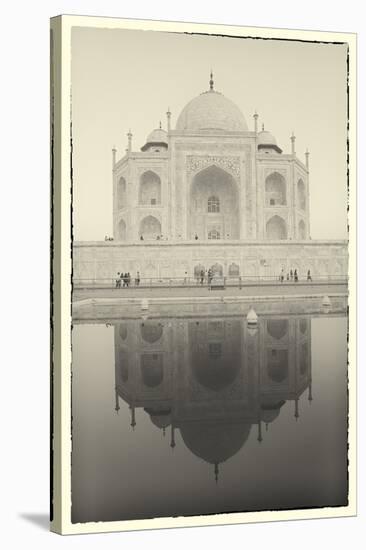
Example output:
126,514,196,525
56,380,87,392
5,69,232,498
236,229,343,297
209,69,214,91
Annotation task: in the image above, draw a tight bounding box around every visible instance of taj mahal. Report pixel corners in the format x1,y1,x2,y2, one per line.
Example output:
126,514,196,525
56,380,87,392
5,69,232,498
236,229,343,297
73,73,347,282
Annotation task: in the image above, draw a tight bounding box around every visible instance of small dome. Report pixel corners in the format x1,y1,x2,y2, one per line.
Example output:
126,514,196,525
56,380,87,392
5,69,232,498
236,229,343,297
257,128,282,153
176,90,248,133
144,407,172,430
146,128,168,144
141,127,168,152
258,130,277,146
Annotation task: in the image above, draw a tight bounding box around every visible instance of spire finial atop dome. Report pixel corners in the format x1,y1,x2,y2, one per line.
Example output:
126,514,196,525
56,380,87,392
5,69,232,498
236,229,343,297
159,120,162,129
209,69,214,91
262,123,265,131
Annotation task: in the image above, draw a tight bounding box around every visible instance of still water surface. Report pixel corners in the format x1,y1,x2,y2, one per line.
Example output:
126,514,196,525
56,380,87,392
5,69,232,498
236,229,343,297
71,312,348,523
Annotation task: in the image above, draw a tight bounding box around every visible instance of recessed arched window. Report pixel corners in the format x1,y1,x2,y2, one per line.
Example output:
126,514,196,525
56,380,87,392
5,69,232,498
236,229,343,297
139,171,161,205
208,229,220,240
117,177,127,209
208,196,220,213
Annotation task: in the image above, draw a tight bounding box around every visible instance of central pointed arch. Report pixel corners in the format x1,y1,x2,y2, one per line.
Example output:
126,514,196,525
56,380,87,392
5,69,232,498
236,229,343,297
190,164,239,240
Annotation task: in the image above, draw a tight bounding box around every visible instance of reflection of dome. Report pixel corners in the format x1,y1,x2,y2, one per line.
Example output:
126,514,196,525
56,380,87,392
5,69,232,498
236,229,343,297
261,400,286,423
180,421,251,464
176,91,248,132
144,407,171,430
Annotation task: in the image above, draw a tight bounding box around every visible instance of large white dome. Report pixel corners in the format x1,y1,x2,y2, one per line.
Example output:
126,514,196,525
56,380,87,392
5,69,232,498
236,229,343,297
176,90,248,133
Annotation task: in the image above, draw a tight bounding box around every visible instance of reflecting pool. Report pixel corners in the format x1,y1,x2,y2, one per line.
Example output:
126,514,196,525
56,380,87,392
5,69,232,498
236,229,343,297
71,311,348,523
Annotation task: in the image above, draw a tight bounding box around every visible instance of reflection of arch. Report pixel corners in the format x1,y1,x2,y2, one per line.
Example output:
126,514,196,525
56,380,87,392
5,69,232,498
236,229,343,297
265,172,286,205
297,179,306,210
118,324,127,340
299,319,307,334
228,263,240,276
190,165,239,240
267,319,288,340
119,349,128,382
190,320,241,392
139,171,161,205
300,343,308,375
208,196,220,213
267,349,288,383
118,219,127,241
266,215,287,240
139,215,161,240
210,263,223,276
117,177,127,209
141,354,163,387
298,219,306,240
141,322,163,343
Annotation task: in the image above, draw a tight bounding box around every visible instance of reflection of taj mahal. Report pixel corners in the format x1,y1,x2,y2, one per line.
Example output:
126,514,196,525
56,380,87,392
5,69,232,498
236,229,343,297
113,73,309,242
114,316,312,481
74,73,347,281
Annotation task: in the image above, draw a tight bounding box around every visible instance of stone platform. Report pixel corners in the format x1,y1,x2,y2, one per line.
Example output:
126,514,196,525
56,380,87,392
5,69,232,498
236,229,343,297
73,239,348,281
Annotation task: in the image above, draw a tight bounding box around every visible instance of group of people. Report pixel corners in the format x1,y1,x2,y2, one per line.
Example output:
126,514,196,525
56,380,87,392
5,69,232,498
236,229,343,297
115,271,141,288
279,269,312,283
104,235,114,241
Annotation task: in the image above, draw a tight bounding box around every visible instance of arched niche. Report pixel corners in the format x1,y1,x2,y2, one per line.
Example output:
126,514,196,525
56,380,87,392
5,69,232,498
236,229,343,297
298,219,306,240
266,215,287,240
267,349,288,383
141,322,163,343
190,165,239,240
297,179,306,210
139,215,161,240
141,354,163,388
228,262,240,276
265,172,286,206
194,264,205,278
118,219,127,241
267,319,288,340
139,171,161,205
117,176,127,209
210,263,223,276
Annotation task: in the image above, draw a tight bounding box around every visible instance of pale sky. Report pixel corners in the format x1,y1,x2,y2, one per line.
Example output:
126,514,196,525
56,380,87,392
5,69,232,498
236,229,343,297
71,27,348,241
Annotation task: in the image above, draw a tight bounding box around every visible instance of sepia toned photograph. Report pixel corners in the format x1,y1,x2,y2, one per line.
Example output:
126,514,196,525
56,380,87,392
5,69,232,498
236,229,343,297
50,15,356,535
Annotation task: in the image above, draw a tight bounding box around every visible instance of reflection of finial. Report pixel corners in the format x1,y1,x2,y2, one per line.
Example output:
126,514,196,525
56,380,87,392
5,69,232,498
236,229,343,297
163,427,166,437
130,406,136,430
214,463,219,484
308,380,313,403
170,425,176,449
265,422,268,432
257,420,263,442
295,398,299,421
114,387,120,413
209,70,214,91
